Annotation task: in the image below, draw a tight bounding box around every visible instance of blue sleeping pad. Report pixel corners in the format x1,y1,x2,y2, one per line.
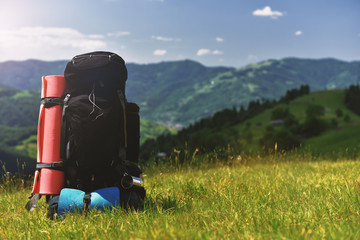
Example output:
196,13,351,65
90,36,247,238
58,187,120,216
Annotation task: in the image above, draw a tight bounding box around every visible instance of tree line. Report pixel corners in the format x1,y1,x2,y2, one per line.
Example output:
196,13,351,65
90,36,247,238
345,84,360,116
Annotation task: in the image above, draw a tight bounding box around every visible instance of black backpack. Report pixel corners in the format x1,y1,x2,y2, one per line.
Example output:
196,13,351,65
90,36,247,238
61,51,144,196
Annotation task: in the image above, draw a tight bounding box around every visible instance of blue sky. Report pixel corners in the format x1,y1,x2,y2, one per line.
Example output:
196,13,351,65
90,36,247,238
0,0,359,67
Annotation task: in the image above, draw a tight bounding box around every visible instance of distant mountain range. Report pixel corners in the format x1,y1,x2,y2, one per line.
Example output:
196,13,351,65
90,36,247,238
0,57,359,127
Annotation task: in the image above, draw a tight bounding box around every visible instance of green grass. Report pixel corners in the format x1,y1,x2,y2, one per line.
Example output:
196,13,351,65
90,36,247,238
1,153,360,239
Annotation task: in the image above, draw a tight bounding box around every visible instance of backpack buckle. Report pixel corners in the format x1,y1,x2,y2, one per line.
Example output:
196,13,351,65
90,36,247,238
83,192,91,214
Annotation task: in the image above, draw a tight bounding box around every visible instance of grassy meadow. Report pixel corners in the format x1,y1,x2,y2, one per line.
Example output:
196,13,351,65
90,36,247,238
1,151,360,239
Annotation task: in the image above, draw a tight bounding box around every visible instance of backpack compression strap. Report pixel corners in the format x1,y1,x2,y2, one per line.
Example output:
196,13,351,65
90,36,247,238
41,97,63,108
36,161,64,171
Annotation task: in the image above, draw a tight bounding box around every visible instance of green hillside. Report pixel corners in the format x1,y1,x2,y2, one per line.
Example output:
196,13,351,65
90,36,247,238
0,87,39,127
141,87,360,160
0,84,41,173
140,120,177,145
302,125,360,157
242,89,360,154
0,85,38,173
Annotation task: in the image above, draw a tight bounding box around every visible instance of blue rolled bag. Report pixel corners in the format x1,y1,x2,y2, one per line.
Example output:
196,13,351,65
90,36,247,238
49,174,144,216
58,187,120,215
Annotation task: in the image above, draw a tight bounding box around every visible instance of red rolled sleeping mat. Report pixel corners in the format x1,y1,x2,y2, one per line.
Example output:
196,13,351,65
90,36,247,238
31,75,65,195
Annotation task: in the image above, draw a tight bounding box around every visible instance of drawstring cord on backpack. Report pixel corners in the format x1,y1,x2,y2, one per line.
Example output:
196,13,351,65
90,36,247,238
88,84,104,120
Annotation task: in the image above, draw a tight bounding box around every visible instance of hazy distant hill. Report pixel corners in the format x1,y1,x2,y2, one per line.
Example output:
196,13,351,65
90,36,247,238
126,60,233,127
0,59,67,91
0,58,359,126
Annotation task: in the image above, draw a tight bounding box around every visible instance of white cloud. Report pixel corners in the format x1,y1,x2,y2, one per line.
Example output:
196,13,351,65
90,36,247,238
104,0,164,2
212,50,223,55
107,31,131,37
153,49,167,56
197,49,224,56
197,49,211,56
216,37,224,42
295,30,303,36
152,35,181,42
253,6,284,19
88,34,105,39
247,55,258,60
0,27,107,61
